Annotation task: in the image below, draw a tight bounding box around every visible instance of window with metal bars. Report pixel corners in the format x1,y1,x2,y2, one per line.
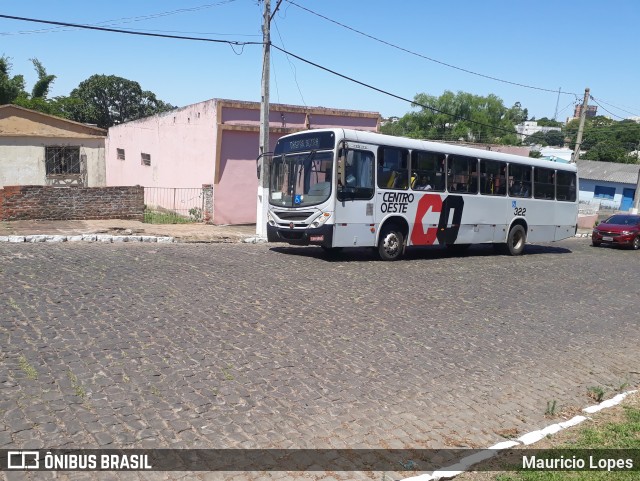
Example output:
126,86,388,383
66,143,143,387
45,146,81,175
117,148,125,160
141,153,151,166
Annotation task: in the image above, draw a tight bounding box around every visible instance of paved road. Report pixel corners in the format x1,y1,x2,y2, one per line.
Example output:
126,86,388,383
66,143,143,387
1,239,638,480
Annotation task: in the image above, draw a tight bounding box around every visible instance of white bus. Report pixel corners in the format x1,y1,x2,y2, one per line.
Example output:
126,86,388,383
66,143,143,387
265,129,578,260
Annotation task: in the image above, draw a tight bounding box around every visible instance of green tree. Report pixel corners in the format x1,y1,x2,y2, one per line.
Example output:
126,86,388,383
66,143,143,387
536,117,562,128
545,130,565,147
584,140,630,163
12,58,70,117
522,128,563,147
0,56,26,104
523,131,548,146
381,90,520,145
505,101,528,124
30,58,56,99
68,74,174,128
566,116,640,162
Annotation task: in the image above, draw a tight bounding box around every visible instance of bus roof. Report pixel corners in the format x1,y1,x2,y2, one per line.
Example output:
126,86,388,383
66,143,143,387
279,128,577,172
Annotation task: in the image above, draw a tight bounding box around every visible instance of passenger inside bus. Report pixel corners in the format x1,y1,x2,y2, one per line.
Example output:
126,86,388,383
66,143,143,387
511,181,529,197
392,171,408,189
414,175,432,190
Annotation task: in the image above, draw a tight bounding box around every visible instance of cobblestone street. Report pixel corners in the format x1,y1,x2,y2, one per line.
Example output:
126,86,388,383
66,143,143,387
1,239,639,480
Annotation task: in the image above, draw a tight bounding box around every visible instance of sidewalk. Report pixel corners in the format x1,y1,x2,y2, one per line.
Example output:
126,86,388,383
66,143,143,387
0,219,593,244
0,219,259,243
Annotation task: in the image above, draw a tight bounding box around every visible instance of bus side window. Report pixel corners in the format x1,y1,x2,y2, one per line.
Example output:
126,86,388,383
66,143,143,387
411,150,446,192
480,159,506,196
509,164,532,198
378,147,408,190
534,167,555,200
448,154,478,194
556,171,576,202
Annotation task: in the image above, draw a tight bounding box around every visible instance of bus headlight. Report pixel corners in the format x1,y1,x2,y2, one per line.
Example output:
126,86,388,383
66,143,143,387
310,212,331,228
267,212,276,226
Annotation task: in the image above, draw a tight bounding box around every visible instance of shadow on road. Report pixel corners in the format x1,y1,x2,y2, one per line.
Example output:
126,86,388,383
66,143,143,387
269,243,573,262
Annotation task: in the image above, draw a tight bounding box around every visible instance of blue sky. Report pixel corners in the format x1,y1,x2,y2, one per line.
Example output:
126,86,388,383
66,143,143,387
2,0,639,122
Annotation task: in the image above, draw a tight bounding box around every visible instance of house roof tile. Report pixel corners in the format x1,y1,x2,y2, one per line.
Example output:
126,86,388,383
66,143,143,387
577,159,640,184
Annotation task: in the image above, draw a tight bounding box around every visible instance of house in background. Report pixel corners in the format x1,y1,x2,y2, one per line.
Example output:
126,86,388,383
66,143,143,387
515,121,561,143
0,104,107,188
106,98,380,224
538,146,573,163
577,159,639,211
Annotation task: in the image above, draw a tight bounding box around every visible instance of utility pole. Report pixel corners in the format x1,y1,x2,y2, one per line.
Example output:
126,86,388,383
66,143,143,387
256,0,271,238
570,87,590,163
631,148,640,214
255,0,284,239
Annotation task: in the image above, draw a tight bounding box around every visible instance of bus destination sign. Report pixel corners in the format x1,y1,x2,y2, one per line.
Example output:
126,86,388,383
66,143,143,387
274,131,335,155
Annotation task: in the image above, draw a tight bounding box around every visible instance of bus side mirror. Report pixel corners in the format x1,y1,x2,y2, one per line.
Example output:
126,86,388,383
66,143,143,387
256,158,261,180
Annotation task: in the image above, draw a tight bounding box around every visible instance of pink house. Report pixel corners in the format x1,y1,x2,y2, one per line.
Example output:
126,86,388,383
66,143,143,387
106,99,380,224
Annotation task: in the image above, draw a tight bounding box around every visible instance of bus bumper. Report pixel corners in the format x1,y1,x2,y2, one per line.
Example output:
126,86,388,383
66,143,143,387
267,224,333,247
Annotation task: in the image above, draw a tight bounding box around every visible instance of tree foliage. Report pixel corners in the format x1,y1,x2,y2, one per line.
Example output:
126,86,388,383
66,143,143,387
566,116,640,163
0,56,25,105
68,75,174,128
383,91,639,164
381,90,521,145
1,59,174,128
536,117,562,128
522,129,565,147
30,58,56,99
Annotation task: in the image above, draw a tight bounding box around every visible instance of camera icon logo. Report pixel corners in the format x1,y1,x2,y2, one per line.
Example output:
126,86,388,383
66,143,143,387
7,451,40,469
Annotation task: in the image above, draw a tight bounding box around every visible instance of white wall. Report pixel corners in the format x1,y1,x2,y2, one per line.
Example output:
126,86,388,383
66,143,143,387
0,137,106,187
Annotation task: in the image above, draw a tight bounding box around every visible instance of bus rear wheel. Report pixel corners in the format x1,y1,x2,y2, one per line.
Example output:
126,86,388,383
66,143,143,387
377,226,404,261
506,224,526,256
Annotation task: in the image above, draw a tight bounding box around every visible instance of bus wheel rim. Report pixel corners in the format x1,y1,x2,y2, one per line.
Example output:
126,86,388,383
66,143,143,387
513,230,524,249
384,233,399,255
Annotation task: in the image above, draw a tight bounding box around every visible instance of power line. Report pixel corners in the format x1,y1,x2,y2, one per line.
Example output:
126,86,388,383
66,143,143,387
0,1,243,36
0,14,261,46
3,12,632,143
271,44,524,138
589,97,640,119
589,97,627,121
285,0,580,97
272,19,306,106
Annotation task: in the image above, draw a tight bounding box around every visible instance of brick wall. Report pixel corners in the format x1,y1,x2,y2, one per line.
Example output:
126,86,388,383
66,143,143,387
0,185,144,221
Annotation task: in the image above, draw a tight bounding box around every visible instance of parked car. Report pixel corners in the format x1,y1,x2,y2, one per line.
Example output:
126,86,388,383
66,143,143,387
592,214,640,249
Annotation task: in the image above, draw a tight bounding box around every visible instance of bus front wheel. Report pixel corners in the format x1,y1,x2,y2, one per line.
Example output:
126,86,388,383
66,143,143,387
377,226,404,261
506,224,526,256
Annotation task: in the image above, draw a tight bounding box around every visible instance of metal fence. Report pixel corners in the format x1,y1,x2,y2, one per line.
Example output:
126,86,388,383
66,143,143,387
143,187,210,224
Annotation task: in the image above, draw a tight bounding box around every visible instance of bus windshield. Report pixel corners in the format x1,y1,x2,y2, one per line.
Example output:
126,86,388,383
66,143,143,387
269,151,334,208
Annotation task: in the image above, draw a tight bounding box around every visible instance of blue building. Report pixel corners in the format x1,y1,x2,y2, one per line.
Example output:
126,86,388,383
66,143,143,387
577,159,639,211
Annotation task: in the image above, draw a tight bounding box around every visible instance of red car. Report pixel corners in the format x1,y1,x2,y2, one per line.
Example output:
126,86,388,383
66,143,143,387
592,214,640,250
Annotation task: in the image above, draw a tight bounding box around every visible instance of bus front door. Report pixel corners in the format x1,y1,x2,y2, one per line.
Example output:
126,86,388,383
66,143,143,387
333,147,377,248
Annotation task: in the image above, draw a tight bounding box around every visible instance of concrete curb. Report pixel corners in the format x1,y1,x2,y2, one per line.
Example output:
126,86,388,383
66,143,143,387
0,234,175,244
401,389,638,481
242,236,269,244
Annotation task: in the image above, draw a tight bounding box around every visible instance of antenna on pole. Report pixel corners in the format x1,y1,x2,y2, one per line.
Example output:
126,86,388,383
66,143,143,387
553,87,561,121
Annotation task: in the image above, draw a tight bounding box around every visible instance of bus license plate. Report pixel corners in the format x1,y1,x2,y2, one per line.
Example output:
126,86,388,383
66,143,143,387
310,235,324,242
603,236,613,241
